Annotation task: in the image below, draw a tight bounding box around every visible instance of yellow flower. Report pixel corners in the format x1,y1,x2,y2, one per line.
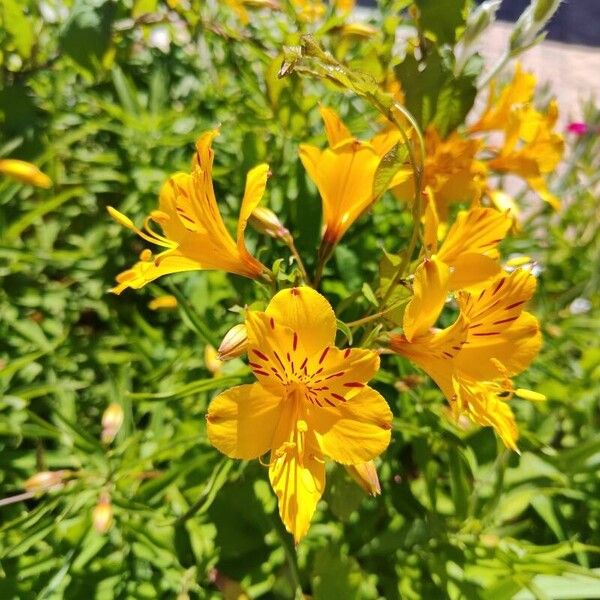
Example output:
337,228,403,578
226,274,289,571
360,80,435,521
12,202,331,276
470,65,564,211
392,128,487,223
108,130,269,294
470,64,536,133
424,203,513,290
0,159,52,188
390,262,541,450
299,106,402,248
291,0,326,22
207,287,392,542
489,102,564,210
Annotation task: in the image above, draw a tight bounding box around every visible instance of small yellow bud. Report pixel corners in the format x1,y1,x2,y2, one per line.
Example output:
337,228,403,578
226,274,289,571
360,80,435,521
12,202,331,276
346,461,381,496
515,388,546,402
148,295,178,310
24,470,70,494
107,206,136,230
204,344,222,376
217,324,248,361
101,403,124,444
93,493,113,534
249,207,291,242
139,249,153,262
0,159,52,188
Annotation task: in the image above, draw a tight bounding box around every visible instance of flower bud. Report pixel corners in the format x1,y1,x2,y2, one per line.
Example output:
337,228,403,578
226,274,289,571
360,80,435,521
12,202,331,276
217,324,248,361
24,470,69,494
463,0,501,46
148,295,178,310
249,207,292,243
93,493,113,534
346,461,381,496
204,344,222,376
92,493,113,534
0,159,52,188
340,23,378,39
101,403,124,444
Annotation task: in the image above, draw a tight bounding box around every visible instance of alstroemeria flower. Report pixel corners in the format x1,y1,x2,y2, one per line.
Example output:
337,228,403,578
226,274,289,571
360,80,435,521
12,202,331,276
390,260,541,450
299,106,402,248
0,159,52,188
391,128,487,223
424,202,512,290
207,287,392,542
108,130,268,293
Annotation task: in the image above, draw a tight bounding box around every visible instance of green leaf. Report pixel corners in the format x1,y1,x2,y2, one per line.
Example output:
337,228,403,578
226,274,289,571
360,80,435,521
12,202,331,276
415,0,467,45
395,50,480,136
59,0,116,74
372,142,409,200
1,0,35,58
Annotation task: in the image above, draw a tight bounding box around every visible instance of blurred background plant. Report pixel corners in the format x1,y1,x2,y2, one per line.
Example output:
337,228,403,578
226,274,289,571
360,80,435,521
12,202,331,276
1,0,599,598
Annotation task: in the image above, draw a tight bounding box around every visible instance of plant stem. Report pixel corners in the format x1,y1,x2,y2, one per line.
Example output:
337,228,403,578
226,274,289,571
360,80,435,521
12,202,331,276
285,237,310,284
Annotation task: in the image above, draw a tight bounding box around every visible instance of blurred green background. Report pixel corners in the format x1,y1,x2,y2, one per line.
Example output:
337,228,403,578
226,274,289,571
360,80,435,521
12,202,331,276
1,1,599,598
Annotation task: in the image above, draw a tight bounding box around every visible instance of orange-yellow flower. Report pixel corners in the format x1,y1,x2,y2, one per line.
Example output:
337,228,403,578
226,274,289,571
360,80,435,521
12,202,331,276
0,159,52,188
108,130,268,294
390,261,541,450
207,287,392,542
391,128,487,223
299,106,402,248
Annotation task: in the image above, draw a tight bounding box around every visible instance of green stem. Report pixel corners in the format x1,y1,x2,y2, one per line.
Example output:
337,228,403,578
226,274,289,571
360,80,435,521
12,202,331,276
479,48,511,89
286,237,310,284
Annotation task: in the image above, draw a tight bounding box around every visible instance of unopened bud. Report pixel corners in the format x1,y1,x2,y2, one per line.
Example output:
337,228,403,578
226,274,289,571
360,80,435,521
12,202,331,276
515,388,546,402
463,1,500,46
533,0,561,25
204,344,222,376
346,461,381,496
93,492,113,534
340,23,378,38
148,294,178,310
101,403,124,444
24,470,70,494
0,159,52,188
510,0,561,49
249,207,291,242
217,324,248,361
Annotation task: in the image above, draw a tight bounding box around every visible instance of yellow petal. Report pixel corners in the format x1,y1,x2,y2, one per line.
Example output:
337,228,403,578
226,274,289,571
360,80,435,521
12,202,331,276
403,257,450,342
319,106,353,147
269,404,325,543
448,253,502,291
454,312,541,379
346,461,381,495
206,383,283,459
299,140,381,244
309,346,380,403
451,376,519,451
237,163,270,263
265,287,337,357
313,386,392,464
0,159,52,188
458,268,537,338
244,311,296,394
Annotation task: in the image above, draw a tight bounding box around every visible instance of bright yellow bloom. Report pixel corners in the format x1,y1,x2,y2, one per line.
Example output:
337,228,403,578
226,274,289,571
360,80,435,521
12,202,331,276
470,64,536,133
392,128,487,223
207,287,392,542
291,0,326,22
108,131,268,294
0,159,52,188
424,204,512,290
390,262,541,450
299,106,402,247
470,65,564,211
488,102,564,210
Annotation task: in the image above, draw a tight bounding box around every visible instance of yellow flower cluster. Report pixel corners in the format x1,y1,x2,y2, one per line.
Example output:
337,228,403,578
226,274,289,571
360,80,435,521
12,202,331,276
393,65,564,224
108,65,553,542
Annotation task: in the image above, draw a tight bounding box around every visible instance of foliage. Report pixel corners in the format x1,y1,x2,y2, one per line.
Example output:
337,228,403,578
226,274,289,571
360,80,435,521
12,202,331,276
1,0,599,598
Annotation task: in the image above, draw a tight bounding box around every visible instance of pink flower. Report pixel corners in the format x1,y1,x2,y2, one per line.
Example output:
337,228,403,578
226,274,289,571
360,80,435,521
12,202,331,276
567,122,589,136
